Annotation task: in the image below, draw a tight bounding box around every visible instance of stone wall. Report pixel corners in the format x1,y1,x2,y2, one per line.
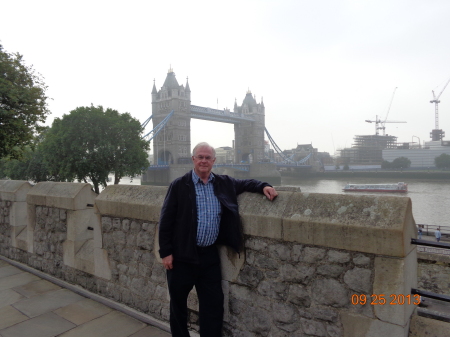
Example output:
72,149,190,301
0,180,425,337
417,250,450,295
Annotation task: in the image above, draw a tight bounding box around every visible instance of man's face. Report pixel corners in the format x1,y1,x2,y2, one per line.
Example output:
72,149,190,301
192,146,216,176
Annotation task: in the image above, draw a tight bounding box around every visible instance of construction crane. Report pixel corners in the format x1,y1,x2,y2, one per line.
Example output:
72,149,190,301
430,76,450,141
365,87,406,135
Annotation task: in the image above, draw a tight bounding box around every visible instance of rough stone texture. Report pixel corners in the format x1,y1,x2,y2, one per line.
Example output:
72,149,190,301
343,267,372,293
409,313,450,337
418,255,450,295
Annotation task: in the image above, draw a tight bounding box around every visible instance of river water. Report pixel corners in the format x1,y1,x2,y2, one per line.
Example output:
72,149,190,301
119,175,450,230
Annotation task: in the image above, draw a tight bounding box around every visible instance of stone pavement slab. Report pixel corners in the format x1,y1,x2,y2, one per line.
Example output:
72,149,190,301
0,258,173,337
0,289,24,309
129,325,171,337
0,260,10,268
0,311,76,337
12,278,61,298
0,306,28,330
58,310,147,337
12,288,84,318
0,266,23,278
0,272,39,292
54,298,112,325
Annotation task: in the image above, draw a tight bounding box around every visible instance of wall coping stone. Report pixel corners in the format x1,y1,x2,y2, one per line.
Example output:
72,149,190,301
27,182,96,210
0,180,33,202
239,191,416,257
95,185,168,221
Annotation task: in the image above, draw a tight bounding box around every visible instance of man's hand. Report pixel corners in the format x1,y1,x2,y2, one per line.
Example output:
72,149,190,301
263,186,278,201
162,254,174,270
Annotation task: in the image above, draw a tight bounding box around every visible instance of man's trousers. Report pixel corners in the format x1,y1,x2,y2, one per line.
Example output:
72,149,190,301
166,245,224,337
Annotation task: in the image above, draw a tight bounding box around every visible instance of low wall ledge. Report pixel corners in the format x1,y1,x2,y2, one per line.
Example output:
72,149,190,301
27,182,96,210
0,180,33,202
95,184,168,221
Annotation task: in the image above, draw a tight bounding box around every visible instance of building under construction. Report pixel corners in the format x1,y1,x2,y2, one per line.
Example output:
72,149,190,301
339,134,397,165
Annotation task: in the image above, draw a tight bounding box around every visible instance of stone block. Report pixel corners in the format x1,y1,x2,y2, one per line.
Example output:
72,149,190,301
238,191,294,240
341,312,408,337
27,203,36,253
344,267,372,293
66,209,96,242
0,180,32,202
11,225,27,250
409,313,450,337
63,240,76,268
95,185,167,221
27,182,96,210
282,192,416,257
219,245,245,282
74,239,95,274
373,250,418,327
10,201,28,228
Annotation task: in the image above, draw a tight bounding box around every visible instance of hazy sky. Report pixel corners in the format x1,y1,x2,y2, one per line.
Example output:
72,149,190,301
2,0,450,155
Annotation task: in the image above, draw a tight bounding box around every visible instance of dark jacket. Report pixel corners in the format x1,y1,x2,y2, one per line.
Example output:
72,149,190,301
158,170,270,264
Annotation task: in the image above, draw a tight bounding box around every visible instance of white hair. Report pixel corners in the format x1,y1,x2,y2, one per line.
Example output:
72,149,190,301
192,142,216,157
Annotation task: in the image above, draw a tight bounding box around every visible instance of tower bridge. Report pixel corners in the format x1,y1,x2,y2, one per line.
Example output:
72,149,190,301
150,68,266,166
142,68,308,185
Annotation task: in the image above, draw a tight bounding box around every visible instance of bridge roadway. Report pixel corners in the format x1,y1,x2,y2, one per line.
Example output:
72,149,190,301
0,257,187,337
190,105,254,124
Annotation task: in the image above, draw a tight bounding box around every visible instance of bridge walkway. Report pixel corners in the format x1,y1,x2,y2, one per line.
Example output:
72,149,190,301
0,258,172,337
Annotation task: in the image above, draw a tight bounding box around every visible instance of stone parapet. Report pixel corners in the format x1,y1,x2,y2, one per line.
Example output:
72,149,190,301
0,181,425,336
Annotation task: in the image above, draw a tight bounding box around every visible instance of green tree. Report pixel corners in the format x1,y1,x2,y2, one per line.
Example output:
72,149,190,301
391,157,411,169
41,105,149,193
381,160,392,169
0,44,50,159
435,153,450,169
0,128,55,182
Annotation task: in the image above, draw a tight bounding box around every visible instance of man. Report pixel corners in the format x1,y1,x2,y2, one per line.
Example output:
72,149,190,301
435,228,441,242
159,142,278,336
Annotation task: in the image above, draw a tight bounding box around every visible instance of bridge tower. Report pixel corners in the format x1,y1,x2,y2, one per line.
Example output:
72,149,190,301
151,68,191,165
233,91,265,163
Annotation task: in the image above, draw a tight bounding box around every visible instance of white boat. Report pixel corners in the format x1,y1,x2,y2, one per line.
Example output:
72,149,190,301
343,182,408,193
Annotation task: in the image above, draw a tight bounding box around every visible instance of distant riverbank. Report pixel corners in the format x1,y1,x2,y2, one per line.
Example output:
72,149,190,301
281,170,450,180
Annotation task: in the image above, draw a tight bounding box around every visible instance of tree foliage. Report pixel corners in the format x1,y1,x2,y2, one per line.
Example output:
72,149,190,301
435,153,450,169
0,44,50,159
381,160,391,169
0,129,55,182
391,157,411,169
41,105,149,193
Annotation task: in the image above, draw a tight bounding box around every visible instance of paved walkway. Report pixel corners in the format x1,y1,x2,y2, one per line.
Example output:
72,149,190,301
0,259,171,337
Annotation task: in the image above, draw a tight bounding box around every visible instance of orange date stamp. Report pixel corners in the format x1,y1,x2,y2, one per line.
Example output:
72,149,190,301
351,294,421,305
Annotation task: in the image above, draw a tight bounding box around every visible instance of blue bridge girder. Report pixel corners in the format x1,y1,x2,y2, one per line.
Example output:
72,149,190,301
213,163,250,171
146,165,170,170
142,110,174,141
190,105,255,124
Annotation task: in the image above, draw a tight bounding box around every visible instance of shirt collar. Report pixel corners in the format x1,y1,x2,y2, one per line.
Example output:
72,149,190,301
192,170,214,184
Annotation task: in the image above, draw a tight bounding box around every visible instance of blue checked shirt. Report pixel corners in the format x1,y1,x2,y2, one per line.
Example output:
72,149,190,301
192,170,222,246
